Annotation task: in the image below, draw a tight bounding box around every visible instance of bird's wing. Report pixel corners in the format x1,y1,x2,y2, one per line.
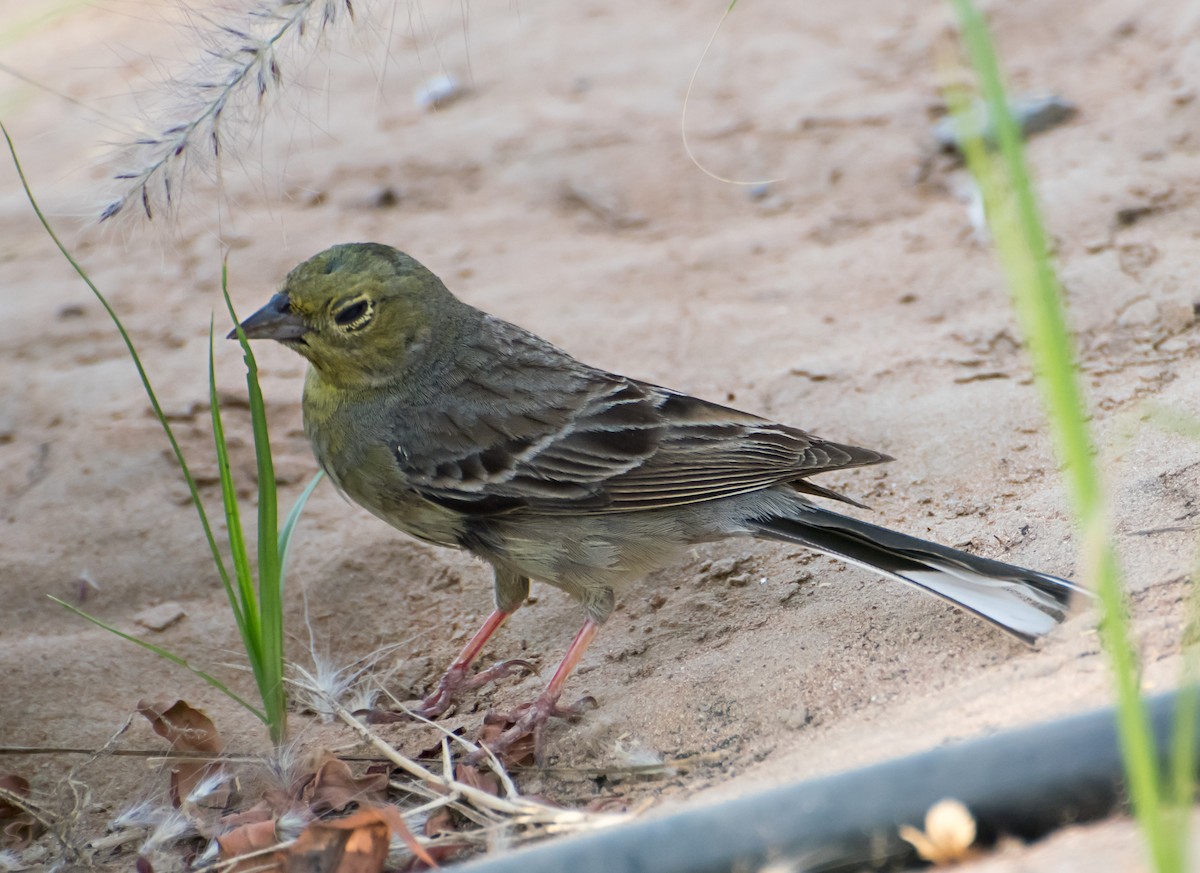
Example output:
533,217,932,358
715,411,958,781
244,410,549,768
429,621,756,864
394,318,889,516
587,388,889,511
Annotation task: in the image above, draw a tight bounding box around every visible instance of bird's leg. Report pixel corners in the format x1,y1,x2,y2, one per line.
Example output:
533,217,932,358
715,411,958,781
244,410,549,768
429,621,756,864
472,618,601,765
412,608,536,719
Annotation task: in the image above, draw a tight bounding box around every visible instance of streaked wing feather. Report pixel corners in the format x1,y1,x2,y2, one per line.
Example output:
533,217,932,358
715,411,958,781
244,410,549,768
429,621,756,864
394,318,889,516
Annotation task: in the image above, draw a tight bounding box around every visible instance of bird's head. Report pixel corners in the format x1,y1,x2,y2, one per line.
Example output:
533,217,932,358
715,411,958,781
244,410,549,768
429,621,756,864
232,243,466,389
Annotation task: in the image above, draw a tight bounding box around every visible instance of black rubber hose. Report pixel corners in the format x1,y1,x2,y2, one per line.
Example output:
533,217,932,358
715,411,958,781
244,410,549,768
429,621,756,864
454,690,1195,873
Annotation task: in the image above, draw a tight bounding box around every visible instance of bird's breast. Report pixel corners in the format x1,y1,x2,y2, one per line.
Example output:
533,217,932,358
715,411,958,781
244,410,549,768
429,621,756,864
302,370,463,548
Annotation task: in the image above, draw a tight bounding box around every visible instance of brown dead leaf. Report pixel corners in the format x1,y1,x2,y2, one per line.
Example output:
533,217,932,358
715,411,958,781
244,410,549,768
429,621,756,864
413,727,467,762
220,804,277,831
373,804,438,867
262,784,299,816
137,700,224,806
452,762,500,798
476,711,535,768
277,808,391,873
4,817,43,849
419,802,474,869
0,774,30,819
0,774,42,848
138,700,223,753
299,755,388,815
218,817,281,866
423,806,455,838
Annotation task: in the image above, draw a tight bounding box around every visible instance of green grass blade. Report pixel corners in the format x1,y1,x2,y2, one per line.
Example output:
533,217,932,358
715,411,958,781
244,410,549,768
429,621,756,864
208,326,260,644
208,320,289,743
49,597,267,723
0,122,234,597
947,2,1176,869
1170,684,1197,802
5,122,294,744
220,271,286,743
279,472,324,581
951,4,1096,511
207,321,281,743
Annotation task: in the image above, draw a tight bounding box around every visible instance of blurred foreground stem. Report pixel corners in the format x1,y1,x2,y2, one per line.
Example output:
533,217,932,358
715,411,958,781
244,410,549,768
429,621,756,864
947,1,1183,870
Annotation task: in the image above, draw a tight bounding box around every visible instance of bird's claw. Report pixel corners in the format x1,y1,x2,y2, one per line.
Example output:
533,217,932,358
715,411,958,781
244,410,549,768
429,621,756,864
468,693,599,766
467,658,540,687
412,658,539,720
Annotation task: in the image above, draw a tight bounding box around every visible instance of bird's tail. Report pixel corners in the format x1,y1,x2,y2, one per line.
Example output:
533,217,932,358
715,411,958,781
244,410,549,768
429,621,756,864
749,505,1085,643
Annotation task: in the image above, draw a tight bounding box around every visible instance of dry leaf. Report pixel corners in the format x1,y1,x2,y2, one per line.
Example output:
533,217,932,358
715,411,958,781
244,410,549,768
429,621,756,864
220,804,277,831
300,755,388,814
138,700,223,754
372,803,438,867
899,798,979,865
423,806,455,838
3,818,42,849
218,817,281,867
0,774,30,820
277,808,390,873
452,762,500,798
413,728,467,762
138,700,225,806
477,711,535,768
0,774,42,848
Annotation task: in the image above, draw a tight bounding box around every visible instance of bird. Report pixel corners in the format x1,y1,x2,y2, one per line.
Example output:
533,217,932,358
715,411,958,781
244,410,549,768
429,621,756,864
234,242,1084,760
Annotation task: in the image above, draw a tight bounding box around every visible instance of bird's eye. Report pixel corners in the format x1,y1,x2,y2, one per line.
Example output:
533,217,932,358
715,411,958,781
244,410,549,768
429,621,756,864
333,299,373,331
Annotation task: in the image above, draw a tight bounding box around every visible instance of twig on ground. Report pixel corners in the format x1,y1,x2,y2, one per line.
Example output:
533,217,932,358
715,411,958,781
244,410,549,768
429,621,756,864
290,666,630,836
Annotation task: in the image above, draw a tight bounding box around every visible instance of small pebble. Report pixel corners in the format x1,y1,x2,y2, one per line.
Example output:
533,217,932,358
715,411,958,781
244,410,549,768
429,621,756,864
415,74,465,111
934,94,1077,153
371,186,400,209
133,602,186,632
747,182,772,202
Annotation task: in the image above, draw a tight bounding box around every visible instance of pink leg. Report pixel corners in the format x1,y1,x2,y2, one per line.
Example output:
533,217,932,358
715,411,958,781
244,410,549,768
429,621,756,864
474,619,601,764
413,609,536,719
544,619,599,700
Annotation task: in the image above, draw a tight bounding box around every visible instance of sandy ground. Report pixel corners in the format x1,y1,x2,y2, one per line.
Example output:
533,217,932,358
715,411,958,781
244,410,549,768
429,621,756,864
1,0,1199,869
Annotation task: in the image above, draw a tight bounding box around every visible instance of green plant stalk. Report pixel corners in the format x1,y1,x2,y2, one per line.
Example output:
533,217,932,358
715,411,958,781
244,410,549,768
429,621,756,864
1137,402,1200,820
1168,498,1200,829
3,119,260,729
2,121,309,744
1121,404,1200,826
947,2,1178,869
279,472,324,581
206,321,288,745
49,597,266,719
208,331,262,619
220,272,288,745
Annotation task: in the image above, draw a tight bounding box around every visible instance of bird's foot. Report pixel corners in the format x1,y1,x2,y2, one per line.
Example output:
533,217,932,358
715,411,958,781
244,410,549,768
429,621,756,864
469,691,599,766
412,658,538,720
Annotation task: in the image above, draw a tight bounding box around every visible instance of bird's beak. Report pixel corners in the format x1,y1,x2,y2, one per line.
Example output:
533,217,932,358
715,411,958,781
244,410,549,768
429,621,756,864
229,292,308,341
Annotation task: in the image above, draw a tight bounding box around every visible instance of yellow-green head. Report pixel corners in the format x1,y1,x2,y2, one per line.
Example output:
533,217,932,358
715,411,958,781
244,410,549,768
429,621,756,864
234,243,470,390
